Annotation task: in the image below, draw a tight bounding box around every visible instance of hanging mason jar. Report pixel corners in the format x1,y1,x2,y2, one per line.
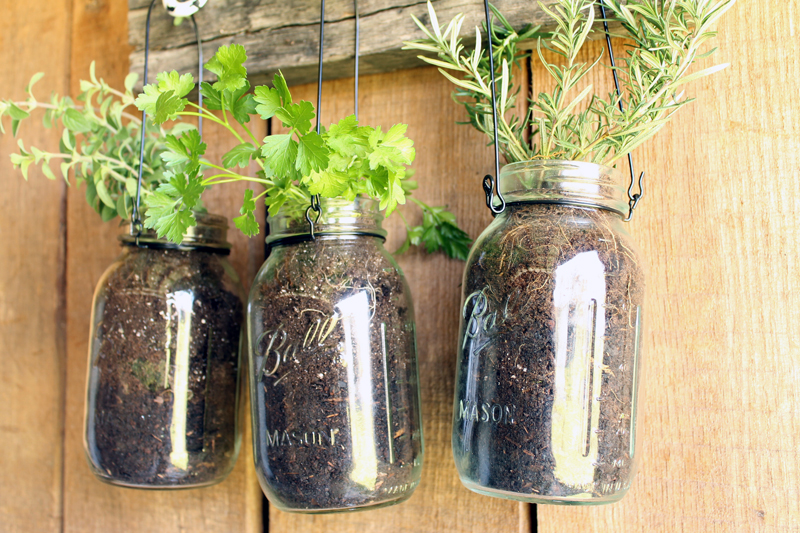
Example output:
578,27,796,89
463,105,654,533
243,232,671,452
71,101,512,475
84,213,245,489
453,161,645,504
247,197,424,513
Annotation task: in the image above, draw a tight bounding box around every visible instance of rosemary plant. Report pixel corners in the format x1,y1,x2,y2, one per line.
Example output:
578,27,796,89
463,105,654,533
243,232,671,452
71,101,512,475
404,0,736,166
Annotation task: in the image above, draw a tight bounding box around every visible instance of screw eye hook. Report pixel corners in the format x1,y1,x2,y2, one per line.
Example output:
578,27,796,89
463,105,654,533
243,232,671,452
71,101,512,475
483,174,505,215
624,170,645,222
306,194,322,239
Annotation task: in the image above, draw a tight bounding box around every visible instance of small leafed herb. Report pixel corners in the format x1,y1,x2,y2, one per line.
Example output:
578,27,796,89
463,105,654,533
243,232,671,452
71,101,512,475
0,64,186,222
404,0,735,166
135,44,471,259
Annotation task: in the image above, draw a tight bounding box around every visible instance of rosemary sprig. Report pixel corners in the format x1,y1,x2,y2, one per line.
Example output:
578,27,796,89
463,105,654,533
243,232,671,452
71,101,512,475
404,0,736,166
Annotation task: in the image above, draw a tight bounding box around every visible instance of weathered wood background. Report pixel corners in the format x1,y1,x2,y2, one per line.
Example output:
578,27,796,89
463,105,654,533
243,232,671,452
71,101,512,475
127,0,611,88
2,0,798,532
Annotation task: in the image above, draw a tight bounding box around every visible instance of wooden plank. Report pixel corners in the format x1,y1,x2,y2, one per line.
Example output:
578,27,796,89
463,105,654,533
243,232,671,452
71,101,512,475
126,0,554,88
61,1,264,531
537,1,800,531
0,1,72,531
267,67,528,532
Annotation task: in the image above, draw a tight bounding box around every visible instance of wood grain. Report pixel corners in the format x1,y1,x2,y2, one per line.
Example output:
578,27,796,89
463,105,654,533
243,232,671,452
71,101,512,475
537,1,800,531
59,1,264,532
126,0,555,88
0,2,71,531
267,68,530,532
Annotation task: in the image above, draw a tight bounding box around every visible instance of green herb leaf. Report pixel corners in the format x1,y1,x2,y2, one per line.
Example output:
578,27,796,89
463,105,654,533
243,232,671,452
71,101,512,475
205,44,248,92
253,85,281,119
143,171,206,243
233,188,260,236
260,133,298,178
63,108,92,133
275,101,315,135
296,132,329,175
223,142,258,168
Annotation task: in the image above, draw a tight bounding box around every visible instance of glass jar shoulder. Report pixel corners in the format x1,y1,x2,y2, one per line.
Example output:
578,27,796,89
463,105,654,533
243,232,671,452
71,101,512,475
465,204,643,289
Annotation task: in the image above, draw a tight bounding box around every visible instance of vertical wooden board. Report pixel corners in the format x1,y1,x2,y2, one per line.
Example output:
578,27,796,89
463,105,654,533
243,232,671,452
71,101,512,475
0,1,72,531
267,69,527,532
538,1,800,532
61,2,263,531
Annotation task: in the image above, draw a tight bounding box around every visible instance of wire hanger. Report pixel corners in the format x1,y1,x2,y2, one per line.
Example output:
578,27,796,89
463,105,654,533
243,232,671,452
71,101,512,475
305,0,361,239
598,0,644,222
131,0,206,246
482,1,645,221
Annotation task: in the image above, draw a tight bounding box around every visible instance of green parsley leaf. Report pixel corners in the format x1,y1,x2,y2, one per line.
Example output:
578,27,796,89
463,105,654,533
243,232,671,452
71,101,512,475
273,72,292,106
143,171,206,243
223,142,258,168
253,85,281,119
205,44,248,92
199,82,222,110
275,101,315,135
260,134,298,178
156,71,195,98
233,188,259,236
296,132,329,175
153,90,186,124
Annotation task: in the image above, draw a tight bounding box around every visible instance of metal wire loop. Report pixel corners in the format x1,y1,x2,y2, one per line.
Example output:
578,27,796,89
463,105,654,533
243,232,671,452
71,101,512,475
599,0,644,222
132,0,205,246
481,0,505,216
306,0,359,238
305,195,323,239
483,174,505,214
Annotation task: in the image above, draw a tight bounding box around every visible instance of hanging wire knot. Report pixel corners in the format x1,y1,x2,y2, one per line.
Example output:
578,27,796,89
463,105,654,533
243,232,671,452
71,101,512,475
305,194,323,239
480,0,505,216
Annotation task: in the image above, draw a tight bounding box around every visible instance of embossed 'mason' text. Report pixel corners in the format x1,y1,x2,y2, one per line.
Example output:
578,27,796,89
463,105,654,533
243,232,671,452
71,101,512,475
265,427,340,447
458,400,517,425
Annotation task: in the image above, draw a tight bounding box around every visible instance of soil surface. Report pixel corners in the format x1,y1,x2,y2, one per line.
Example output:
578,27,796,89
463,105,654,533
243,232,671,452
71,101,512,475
249,235,423,511
454,204,644,500
85,247,243,488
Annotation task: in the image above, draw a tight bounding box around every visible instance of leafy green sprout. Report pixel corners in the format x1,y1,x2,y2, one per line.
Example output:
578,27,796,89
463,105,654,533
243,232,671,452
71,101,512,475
404,0,736,167
135,43,472,259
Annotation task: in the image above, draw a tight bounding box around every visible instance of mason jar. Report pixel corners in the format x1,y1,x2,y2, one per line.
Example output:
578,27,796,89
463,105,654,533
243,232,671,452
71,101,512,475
453,161,645,504
247,197,424,513
84,213,245,489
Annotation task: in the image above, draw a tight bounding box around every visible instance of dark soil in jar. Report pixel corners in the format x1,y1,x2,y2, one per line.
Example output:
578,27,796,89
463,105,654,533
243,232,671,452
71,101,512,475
252,236,422,511
86,248,243,487
456,204,644,499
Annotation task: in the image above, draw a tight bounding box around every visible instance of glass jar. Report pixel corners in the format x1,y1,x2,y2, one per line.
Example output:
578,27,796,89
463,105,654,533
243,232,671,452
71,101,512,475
84,213,245,489
453,161,645,505
247,197,424,513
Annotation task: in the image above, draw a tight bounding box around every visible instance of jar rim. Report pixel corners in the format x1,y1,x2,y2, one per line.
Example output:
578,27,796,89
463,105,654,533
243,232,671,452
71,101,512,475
498,159,628,216
266,196,387,244
119,212,232,253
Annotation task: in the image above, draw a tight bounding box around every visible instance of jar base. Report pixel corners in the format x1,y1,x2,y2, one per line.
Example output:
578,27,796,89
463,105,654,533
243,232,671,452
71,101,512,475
89,467,232,491
270,490,416,514
459,477,628,506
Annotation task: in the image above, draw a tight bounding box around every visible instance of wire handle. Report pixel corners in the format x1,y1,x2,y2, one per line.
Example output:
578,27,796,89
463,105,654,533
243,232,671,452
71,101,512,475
307,0,360,238
598,0,644,222
132,0,205,245
481,0,505,216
